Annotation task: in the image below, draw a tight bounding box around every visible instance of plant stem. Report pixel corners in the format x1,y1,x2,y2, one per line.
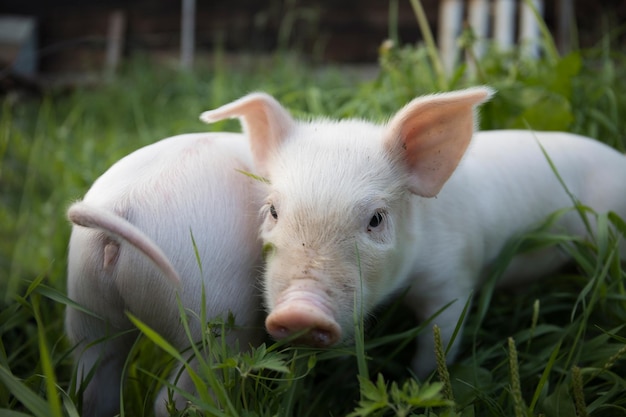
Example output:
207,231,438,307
508,337,525,417
571,366,588,417
409,0,448,90
434,325,454,404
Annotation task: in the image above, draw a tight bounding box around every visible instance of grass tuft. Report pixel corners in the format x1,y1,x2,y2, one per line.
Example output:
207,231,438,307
571,366,588,417
434,324,454,404
507,337,525,417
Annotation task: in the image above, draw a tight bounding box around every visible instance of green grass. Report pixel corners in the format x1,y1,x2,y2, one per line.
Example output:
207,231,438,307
2,5,626,415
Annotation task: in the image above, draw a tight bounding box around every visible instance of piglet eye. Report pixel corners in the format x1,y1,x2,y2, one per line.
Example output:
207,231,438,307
269,204,278,220
368,212,384,230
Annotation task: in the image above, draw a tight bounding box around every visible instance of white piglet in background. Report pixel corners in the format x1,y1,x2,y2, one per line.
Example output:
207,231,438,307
66,133,264,416
201,87,626,377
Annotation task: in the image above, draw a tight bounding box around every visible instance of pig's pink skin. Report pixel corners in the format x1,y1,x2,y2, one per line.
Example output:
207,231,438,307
66,132,264,417
202,89,626,379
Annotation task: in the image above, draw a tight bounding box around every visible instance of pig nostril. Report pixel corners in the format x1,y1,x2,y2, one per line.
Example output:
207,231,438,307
285,326,335,347
273,326,290,338
308,329,332,346
265,306,341,347
268,324,333,347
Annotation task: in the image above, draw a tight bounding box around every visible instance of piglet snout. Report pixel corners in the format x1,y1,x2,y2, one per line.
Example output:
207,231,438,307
265,281,341,347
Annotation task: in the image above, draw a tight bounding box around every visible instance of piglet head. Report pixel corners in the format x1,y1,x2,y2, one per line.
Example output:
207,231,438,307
201,87,493,347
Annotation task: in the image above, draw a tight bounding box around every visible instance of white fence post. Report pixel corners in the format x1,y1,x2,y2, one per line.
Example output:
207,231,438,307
105,10,126,77
438,0,465,74
466,0,491,75
467,0,490,60
494,0,516,52
519,0,544,58
556,0,574,54
180,0,196,70
438,0,555,74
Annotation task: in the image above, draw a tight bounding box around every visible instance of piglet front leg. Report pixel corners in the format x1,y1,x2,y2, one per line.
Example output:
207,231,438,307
406,275,475,378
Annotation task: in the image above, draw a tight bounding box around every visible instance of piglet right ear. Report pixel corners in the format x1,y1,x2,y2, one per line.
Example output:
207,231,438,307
383,87,493,198
200,93,295,172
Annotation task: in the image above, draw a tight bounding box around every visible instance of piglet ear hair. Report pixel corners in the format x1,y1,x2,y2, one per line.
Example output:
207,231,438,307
200,93,295,170
384,86,494,198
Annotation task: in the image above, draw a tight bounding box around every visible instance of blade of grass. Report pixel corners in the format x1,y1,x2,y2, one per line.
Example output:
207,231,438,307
354,244,369,385
409,0,448,90
31,294,62,417
529,339,562,412
0,410,39,416
127,313,185,365
34,284,103,320
522,0,560,63
507,337,526,417
0,365,52,417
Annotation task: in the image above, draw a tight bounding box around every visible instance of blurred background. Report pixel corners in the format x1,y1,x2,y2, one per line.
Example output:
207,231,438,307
2,0,626,89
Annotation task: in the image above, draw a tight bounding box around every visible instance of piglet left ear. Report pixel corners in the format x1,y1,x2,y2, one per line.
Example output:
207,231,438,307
384,87,494,197
200,93,295,174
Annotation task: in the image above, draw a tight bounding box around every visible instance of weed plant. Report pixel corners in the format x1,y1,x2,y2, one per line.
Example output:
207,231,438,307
1,2,626,416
